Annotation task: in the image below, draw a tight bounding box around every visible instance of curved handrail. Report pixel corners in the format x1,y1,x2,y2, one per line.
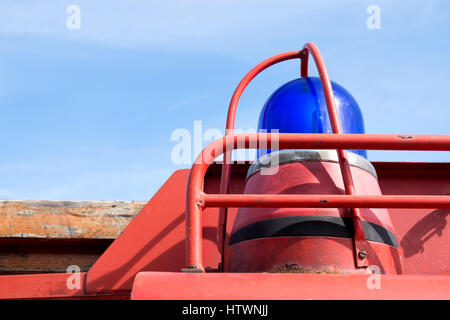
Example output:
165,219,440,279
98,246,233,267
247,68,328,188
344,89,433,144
217,42,369,267
224,50,305,131
217,50,305,256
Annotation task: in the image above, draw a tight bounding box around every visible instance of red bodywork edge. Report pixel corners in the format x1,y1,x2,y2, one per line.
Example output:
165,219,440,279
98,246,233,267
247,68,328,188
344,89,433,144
131,272,450,300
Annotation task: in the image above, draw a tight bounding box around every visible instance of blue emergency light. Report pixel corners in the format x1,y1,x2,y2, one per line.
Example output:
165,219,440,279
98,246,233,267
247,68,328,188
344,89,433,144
257,76,367,158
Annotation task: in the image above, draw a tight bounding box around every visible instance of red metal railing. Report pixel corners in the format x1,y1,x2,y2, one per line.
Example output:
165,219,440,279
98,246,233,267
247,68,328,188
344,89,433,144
185,42,450,271
218,42,371,268
186,133,450,271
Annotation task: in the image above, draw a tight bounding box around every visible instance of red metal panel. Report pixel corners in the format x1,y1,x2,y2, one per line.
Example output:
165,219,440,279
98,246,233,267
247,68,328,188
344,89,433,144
131,272,450,300
376,162,450,275
0,273,86,300
85,169,222,293
0,272,130,299
84,166,245,294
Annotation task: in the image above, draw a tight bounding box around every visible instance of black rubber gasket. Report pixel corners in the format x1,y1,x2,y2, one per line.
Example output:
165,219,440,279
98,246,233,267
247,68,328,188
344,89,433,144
228,215,398,248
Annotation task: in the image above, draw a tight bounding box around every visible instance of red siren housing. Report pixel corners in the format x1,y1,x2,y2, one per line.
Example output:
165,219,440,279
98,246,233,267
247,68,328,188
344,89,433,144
218,42,403,274
224,150,403,274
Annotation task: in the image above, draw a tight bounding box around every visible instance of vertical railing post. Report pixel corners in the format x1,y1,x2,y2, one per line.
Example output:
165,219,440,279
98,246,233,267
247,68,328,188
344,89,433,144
302,42,369,267
185,161,206,272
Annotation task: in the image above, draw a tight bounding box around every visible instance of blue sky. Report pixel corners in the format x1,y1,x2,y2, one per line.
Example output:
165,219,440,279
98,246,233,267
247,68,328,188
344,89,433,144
0,1,449,201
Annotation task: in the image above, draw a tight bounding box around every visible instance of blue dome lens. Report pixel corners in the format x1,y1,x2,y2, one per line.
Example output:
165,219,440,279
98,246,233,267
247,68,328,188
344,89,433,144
257,77,367,158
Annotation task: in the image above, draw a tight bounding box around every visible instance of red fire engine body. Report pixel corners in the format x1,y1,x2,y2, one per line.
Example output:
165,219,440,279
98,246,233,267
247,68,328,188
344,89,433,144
0,42,449,300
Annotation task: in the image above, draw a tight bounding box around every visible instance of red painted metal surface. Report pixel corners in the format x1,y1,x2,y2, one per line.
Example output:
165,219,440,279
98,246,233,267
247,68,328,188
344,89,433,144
377,162,450,275
84,170,221,294
186,133,450,270
83,165,244,294
225,238,403,274
224,159,401,273
230,161,394,231
0,273,127,300
131,272,450,300
0,273,86,300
